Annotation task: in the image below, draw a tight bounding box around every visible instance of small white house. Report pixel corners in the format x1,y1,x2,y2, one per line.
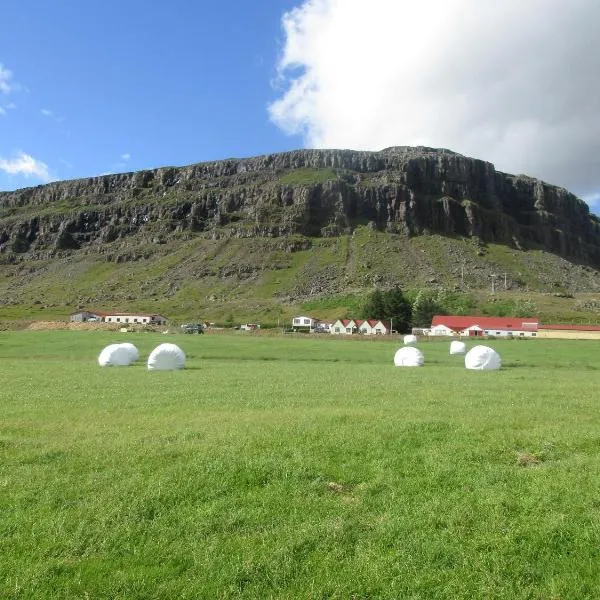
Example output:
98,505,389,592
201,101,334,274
358,319,390,335
330,319,358,334
292,316,315,331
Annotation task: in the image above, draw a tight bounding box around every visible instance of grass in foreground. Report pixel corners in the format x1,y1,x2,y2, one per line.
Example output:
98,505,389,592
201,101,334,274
1,332,600,599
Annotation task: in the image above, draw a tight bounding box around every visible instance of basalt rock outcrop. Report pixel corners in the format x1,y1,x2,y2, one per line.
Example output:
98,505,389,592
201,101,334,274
1,146,599,267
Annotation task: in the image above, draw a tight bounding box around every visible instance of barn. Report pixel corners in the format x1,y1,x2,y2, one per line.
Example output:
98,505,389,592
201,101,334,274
430,315,539,338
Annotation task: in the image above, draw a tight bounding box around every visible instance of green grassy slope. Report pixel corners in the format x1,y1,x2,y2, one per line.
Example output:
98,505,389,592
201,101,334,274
2,227,600,324
1,331,600,598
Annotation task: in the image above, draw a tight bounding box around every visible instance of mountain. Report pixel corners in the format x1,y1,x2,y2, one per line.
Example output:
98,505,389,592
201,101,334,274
1,146,600,323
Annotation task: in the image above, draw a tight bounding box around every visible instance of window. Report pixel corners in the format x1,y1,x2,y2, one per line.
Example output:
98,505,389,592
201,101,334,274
116,318,120,323
294,318,300,324
496,331,500,335
303,318,310,324
335,327,340,333
520,333,524,337
532,333,536,337
346,328,351,333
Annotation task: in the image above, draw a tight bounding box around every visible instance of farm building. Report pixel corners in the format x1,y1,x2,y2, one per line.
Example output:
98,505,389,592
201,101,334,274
429,315,539,338
537,324,600,340
104,313,167,325
70,310,107,322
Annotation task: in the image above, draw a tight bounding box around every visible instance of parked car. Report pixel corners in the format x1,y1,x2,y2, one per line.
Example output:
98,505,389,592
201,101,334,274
181,323,204,334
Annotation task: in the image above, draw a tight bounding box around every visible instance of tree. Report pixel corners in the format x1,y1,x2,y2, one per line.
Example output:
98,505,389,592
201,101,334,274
384,286,412,333
362,288,386,320
363,286,412,332
412,289,442,328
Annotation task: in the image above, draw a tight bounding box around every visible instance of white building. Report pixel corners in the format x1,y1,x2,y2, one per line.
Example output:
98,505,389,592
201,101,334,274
292,316,316,331
104,313,167,326
430,315,539,338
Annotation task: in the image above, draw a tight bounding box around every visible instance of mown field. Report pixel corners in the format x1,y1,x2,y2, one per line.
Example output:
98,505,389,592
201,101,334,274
1,331,599,599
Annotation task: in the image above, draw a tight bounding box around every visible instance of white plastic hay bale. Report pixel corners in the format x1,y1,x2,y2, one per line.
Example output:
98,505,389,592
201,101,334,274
403,334,418,346
449,340,466,355
98,343,135,367
147,343,186,371
464,345,501,371
118,342,139,362
393,346,424,367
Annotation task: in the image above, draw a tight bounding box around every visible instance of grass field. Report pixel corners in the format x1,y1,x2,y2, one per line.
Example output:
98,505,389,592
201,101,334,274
1,331,600,599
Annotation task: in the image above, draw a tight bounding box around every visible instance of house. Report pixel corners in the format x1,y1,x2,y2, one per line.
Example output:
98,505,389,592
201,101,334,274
69,310,107,322
292,316,316,332
104,313,167,326
358,319,391,335
537,323,600,340
430,315,539,338
330,319,358,334
240,323,260,331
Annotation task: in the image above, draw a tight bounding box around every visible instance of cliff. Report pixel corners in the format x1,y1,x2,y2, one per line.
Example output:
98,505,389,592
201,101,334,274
1,146,599,265
2,147,600,321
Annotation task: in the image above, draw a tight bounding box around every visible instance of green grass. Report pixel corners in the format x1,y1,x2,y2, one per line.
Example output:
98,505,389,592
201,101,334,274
1,331,600,598
278,168,338,185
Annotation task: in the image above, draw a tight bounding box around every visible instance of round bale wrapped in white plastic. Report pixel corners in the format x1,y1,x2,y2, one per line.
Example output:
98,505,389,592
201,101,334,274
403,334,418,346
449,340,466,355
465,345,501,371
393,346,424,367
147,343,186,371
119,342,139,362
98,343,135,367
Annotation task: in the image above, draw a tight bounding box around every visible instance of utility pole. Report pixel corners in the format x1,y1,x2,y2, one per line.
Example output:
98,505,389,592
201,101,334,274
504,273,508,290
390,317,393,335
490,274,496,294
461,263,465,286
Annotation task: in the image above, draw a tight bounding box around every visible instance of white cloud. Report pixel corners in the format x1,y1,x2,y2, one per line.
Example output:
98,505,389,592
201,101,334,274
0,151,52,182
120,153,131,161
0,63,14,94
0,102,16,116
41,108,53,116
270,0,600,199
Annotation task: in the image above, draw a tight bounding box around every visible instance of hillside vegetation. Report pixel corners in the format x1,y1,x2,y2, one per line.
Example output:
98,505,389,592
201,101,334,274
1,147,600,324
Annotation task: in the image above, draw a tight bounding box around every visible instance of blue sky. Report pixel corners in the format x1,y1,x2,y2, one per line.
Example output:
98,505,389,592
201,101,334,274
1,0,599,212
0,0,302,190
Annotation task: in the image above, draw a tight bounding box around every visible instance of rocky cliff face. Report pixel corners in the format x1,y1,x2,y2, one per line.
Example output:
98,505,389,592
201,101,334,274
1,146,599,267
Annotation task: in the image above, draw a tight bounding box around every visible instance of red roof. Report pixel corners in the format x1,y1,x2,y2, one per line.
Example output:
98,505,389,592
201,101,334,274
431,315,539,332
540,323,600,331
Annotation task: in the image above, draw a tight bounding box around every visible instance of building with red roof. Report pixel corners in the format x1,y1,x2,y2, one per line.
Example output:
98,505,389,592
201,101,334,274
430,315,539,338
